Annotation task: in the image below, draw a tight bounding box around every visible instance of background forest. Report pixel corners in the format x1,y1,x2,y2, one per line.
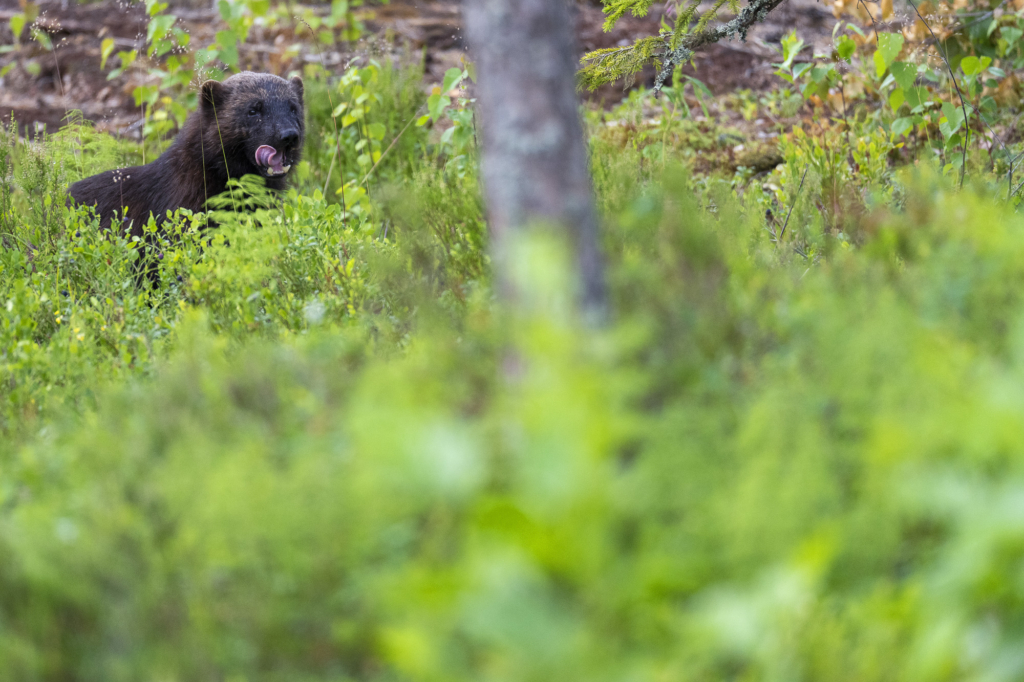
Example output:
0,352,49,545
4,0,1024,680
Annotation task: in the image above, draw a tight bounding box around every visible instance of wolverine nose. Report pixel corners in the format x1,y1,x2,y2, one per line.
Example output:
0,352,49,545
280,129,300,148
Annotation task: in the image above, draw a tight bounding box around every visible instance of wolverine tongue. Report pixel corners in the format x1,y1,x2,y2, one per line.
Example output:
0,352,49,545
255,145,290,176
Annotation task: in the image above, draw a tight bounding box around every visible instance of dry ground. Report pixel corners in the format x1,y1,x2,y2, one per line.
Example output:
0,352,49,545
0,0,840,137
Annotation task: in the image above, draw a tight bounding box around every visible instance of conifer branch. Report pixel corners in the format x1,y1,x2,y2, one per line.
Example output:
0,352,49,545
580,0,788,94
578,37,666,91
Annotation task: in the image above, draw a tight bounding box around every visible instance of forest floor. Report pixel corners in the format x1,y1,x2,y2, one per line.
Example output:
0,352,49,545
0,0,843,138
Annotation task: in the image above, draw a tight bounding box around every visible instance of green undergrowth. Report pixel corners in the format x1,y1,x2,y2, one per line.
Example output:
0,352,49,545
7,58,1024,680
0,92,485,442
5,159,1024,679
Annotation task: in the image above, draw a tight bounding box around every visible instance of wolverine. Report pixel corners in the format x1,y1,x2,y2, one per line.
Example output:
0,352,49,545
68,71,305,236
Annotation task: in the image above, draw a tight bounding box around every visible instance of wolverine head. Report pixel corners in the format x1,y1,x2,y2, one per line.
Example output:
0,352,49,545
200,72,305,181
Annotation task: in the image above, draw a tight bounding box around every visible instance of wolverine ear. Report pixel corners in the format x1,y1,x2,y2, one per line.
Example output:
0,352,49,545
200,80,228,113
289,76,304,102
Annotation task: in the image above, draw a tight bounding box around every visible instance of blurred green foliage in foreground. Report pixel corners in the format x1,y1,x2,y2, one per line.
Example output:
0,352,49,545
5,70,1024,681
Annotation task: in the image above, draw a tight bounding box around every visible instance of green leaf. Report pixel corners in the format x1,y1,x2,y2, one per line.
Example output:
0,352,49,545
427,93,451,121
100,38,116,70
941,101,965,132
145,0,168,16
330,0,349,20
147,13,176,43
194,47,216,68
793,63,813,79
939,101,966,142
1001,27,1023,56
779,31,805,69
891,116,914,136
31,28,52,51
874,32,905,76
836,34,857,61
367,122,386,141
890,61,917,91
9,14,26,42
335,182,366,205
133,83,159,108
960,56,981,76
872,50,886,78
151,37,174,58
904,86,930,110
889,88,905,111
215,29,237,46
219,45,239,67
684,75,712,99
215,30,238,67
442,68,464,94
810,65,835,84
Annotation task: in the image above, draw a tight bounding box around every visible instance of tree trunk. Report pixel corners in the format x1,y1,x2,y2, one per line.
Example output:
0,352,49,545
463,0,606,319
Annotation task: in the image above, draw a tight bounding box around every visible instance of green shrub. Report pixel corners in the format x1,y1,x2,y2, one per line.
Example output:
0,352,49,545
4,159,1024,680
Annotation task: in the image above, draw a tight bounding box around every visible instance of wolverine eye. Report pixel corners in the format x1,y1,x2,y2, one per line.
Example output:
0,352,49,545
248,103,262,117
289,103,297,115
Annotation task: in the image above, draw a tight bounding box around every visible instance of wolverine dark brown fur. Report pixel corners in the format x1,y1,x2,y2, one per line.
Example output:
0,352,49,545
68,72,305,235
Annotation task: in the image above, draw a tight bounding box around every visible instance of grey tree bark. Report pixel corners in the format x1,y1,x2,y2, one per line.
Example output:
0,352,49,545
463,0,606,319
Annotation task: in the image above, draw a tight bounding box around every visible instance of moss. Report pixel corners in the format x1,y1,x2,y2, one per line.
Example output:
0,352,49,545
732,141,784,173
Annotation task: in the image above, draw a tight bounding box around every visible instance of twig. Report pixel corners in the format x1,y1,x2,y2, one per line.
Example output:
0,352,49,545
652,0,788,96
856,0,881,46
839,77,852,151
1010,174,1024,199
778,165,809,243
998,109,1024,199
907,0,969,188
958,100,1008,174
359,104,426,187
